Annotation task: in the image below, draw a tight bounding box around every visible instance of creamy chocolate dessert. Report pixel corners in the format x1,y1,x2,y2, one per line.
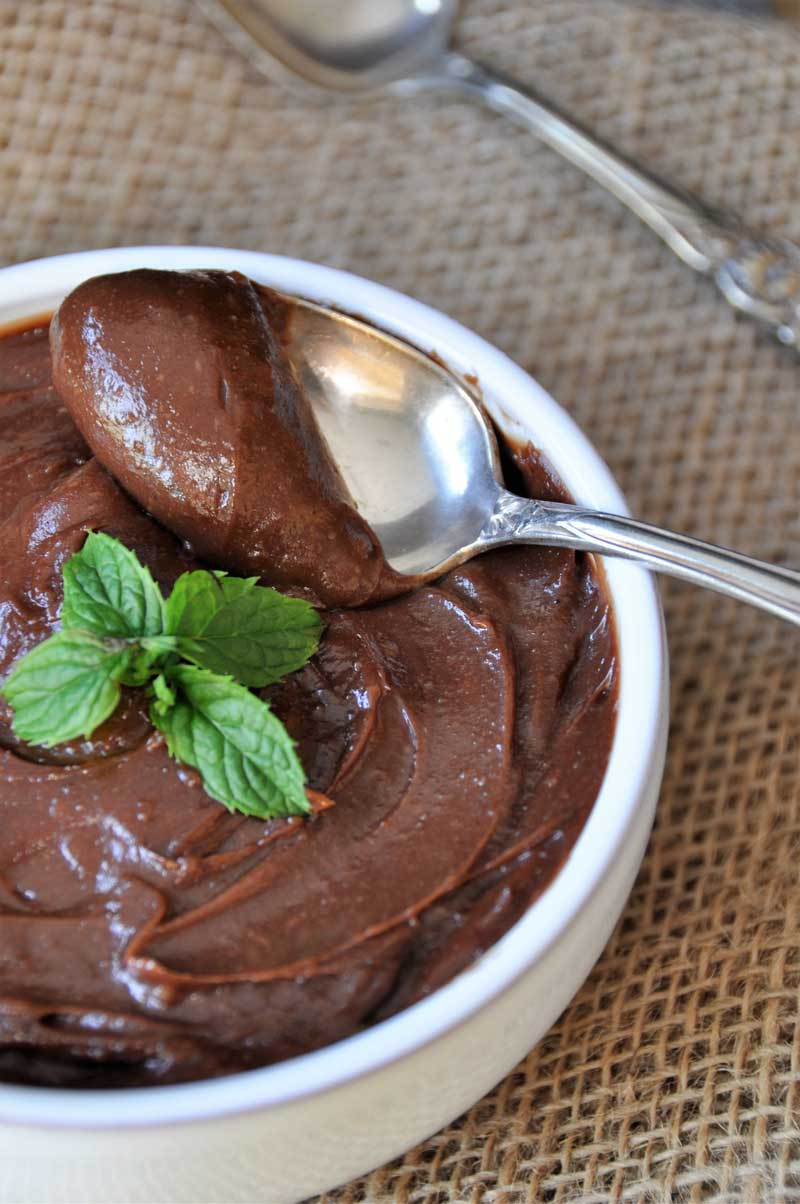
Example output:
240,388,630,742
51,270,400,609
0,271,617,1087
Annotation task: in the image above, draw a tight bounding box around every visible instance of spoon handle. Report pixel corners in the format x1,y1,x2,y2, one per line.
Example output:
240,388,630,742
408,52,800,348
480,493,800,624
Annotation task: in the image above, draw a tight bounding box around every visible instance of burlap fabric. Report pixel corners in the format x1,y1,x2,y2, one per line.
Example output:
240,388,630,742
2,1,800,1200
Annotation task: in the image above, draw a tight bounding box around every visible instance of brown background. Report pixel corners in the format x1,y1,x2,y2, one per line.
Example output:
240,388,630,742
2,2,799,1200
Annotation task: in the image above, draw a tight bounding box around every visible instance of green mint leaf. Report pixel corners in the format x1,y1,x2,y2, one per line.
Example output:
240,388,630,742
1,630,134,748
61,530,166,639
151,663,309,819
164,570,322,687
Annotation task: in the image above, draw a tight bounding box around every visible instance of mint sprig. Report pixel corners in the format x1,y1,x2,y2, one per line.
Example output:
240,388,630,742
1,532,322,818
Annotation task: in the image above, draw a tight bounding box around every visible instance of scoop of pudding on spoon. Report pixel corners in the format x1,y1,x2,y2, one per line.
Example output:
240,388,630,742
52,269,800,623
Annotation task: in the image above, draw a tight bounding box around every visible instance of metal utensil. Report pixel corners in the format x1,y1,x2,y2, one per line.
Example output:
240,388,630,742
697,0,800,20
284,297,800,623
198,0,800,348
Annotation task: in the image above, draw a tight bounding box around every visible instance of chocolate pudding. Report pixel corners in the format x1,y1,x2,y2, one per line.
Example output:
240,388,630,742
0,273,617,1087
51,270,399,608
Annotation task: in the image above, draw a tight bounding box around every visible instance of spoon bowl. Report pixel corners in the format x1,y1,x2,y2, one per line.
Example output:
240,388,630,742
287,299,501,577
196,0,456,93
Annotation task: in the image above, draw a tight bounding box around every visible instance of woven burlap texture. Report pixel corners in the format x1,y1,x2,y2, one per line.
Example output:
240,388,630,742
2,1,800,1200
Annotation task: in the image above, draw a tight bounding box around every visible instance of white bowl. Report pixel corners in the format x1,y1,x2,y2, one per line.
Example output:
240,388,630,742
0,248,668,1204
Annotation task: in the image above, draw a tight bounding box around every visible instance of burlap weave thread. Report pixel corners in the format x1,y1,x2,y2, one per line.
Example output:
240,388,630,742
1,2,799,1200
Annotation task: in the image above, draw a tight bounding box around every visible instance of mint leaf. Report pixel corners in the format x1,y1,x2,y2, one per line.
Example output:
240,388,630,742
1,630,134,747
151,663,309,819
165,570,322,687
62,530,166,639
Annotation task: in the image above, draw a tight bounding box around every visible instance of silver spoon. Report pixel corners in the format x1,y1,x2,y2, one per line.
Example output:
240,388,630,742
198,0,800,348
285,296,800,623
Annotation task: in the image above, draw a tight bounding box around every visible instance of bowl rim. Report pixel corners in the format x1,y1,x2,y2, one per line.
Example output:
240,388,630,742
0,246,667,1129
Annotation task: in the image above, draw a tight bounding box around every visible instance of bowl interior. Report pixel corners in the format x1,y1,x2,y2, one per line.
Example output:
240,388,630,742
0,247,667,1128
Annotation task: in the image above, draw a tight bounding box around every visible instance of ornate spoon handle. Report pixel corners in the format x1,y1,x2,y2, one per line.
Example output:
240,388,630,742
478,493,800,625
404,52,800,347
